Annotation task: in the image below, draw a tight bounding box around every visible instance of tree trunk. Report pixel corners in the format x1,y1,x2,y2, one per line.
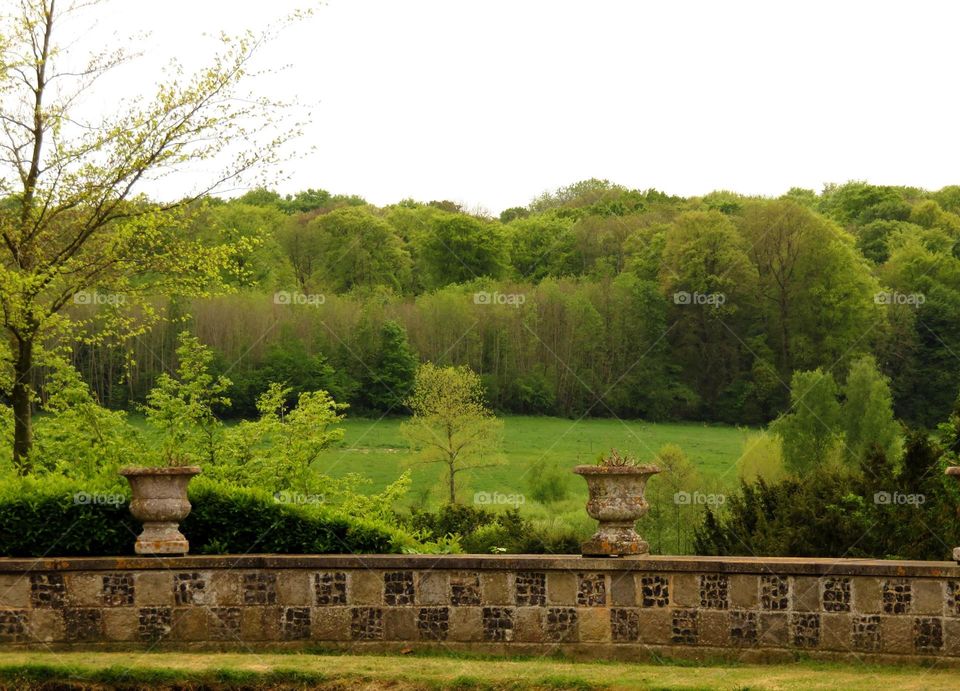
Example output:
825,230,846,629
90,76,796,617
448,462,456,504
11,335,34,474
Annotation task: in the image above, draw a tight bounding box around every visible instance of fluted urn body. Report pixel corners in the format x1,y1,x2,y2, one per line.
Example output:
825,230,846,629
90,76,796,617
119,466,201,555
573,464,660,556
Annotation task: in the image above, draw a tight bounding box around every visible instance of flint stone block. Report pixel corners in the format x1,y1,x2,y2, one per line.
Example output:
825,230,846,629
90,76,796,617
546,572,577,605
102,608,138,642
0,576,30,608
610,572,636,606
881,615,913,654
514,606,543,642
383,607,417,640
208,571,243,606
27,609,63,642
417,571,448,605
449,606,483,642
911,580,943,615
349,571,383,605
793,576,820,612
63,574,101,608
852,578,883,614
637,607,672,644
577,607,610,643
134,572,172,606
481,572,513,605
820,613,852,651
728,575,758,609
313,606,350,640
671,574,698,607
276,572,312,606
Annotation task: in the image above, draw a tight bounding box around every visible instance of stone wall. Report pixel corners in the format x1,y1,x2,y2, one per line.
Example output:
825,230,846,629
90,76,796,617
2,554,960,664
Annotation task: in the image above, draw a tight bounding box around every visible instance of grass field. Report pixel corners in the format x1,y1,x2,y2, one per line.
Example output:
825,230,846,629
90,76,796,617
0,650,953,690
316,415,747,503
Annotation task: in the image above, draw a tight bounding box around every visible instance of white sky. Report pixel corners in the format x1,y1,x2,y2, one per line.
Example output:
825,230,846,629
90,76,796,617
70,0,960,213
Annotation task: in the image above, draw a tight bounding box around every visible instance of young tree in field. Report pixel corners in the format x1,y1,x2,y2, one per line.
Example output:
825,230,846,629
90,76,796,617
0,1,303,472
401,363,502,504
841,355,901,465
771,369,843,474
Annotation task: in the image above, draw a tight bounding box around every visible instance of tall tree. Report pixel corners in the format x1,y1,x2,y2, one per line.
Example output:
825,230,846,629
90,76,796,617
312,207,411,292
841,355,901,465
0,1,300,471
401,363,502,503
739,200,880,376
771,368,842,473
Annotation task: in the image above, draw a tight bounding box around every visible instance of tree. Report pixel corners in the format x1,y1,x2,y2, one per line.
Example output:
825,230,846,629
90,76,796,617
311,207,411,292
359,321,418,413
771,368,842,473
739,199,881,376
0,1,301,471
141,332,231,467
659,211,758,415
416,212,506,287
841,355,901,465
401,363,502,503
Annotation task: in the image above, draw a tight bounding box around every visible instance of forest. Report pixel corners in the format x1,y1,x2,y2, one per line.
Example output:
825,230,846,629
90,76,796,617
56,178,960,430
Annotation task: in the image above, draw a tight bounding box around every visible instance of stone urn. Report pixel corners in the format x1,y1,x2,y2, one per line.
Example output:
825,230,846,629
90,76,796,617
574,462,660,556
119,466,201,555
946,467,960,562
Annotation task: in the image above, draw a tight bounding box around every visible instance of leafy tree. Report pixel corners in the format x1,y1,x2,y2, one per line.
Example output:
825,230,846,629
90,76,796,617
841,355,901,465
312,207,411,292
0,1,300,471
660,211,758,415
416,213,506,287
401,363,503,503
739,199,880,375
771,368,842,473
276,213,324,290
33,356,141,478
141,332,231,466
505,214,577,280
359,321,418,413
279,189,331,214
218,383,346,493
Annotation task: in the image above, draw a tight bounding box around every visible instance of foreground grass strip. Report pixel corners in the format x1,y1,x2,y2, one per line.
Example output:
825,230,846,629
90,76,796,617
0,651,957,690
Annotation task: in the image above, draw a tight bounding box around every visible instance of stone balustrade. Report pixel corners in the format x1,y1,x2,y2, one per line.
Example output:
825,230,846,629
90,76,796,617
2,554,960,664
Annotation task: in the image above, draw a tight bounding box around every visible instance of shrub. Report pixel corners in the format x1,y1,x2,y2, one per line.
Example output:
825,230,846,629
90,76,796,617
0,477,411,557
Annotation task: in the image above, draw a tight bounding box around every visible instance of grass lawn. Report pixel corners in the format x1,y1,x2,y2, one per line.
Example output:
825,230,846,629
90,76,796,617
0,650,954,690
316,415,748,501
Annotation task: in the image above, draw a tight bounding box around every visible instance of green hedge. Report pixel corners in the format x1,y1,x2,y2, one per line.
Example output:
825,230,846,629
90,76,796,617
0,478,406,557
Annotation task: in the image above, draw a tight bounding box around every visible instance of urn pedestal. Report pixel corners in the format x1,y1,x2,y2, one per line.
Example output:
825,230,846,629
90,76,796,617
573,464,660,557
119,466,201,555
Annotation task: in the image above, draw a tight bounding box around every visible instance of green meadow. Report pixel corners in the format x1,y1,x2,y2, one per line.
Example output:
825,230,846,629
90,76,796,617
317,415,748,505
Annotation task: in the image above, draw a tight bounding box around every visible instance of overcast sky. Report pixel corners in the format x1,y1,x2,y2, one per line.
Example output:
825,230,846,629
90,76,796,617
78,0,960,213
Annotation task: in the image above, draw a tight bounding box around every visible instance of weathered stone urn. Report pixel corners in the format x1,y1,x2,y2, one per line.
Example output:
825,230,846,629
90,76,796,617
574,463,660,556
946,466,960,562
119,466,201,555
